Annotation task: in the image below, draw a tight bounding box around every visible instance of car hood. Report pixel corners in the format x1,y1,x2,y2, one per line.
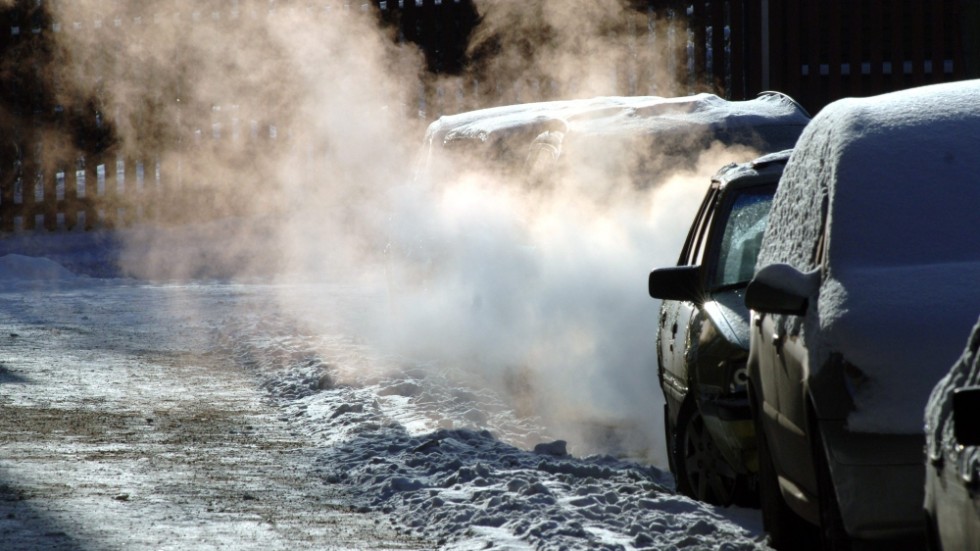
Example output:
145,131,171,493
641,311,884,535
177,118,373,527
815,262,980,434
704,288,750,350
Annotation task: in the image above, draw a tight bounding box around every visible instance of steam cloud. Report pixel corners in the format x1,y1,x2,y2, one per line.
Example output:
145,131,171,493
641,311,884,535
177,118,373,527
468,0,688,102
31,0,763,465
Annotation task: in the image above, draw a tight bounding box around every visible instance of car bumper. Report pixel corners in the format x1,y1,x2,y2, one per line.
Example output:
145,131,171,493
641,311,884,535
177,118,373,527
820,421,925,540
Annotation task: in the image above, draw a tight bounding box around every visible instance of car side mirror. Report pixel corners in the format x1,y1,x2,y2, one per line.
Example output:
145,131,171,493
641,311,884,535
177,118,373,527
744,263,820,316
648,265,703,303
953,387,980,447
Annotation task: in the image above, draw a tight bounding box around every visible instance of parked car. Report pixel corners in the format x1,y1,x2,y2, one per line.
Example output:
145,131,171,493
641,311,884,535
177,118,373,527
648,149,792,505
924,317,980,551
413,91,810,191
391,91,810,293
744,80,980,549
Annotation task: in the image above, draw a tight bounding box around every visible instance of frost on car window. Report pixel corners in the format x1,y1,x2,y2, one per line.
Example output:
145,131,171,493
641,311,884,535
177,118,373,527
714,190,774,288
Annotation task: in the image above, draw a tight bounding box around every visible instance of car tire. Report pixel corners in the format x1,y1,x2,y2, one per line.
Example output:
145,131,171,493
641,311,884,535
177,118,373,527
673,399,738,506
754,399,816,550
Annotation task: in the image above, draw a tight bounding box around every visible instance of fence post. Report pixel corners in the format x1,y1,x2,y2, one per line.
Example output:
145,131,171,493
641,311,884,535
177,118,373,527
911,0,927,85
869,1,884,94
72,156,86,230
729,0,746,99
709,0,725,95
827,1,842,101
691,1,707,92
931,1,946,84
846,2,863,97
803,1,823,114
890,2,907,93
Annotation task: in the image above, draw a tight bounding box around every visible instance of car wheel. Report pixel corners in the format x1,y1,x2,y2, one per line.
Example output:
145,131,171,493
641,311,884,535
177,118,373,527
755,401,815,550
813,426,851,551
673,399,738,506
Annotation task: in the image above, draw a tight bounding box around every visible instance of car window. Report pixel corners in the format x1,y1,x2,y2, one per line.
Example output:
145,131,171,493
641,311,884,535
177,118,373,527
712,187,775,289
681,187,718,266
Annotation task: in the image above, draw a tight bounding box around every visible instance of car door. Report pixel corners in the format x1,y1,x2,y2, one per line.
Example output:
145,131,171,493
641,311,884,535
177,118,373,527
658,186,718,396
753,202,828,513
754,311,816,505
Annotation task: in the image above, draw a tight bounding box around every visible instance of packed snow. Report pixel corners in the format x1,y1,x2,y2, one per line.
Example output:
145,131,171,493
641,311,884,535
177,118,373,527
0,247,768,550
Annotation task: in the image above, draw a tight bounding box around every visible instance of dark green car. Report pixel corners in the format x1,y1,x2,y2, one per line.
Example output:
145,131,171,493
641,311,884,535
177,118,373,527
648,150,790,506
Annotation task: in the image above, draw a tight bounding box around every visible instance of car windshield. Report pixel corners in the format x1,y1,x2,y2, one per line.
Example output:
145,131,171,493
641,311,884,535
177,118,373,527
713,187,775,289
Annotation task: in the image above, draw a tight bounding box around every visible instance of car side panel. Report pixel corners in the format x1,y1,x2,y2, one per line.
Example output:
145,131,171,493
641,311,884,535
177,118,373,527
751,312,819,522
658,299,696,406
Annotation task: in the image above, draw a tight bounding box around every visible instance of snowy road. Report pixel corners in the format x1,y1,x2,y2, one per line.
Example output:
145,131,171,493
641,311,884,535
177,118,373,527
0,258,768,550
0,279,431,550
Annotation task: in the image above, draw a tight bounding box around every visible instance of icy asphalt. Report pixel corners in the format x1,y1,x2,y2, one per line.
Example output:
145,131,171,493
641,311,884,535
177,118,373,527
0,256,768,550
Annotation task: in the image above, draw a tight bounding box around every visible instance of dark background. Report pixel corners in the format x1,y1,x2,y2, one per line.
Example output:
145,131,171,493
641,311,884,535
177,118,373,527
1,0,978,231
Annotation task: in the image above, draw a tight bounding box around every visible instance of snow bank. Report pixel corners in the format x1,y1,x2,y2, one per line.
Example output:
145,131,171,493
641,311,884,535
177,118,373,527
0,231,121,277
241,316,769,551
758,79,980,434
320,423,764,551
0,254,79,282
0,263,768,549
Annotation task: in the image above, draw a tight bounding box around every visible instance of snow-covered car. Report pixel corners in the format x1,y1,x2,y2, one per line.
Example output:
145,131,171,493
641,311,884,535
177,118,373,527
414,92,811,190
389,92,810,291
744,80,980,549
924,317,980,551
647,149,792,506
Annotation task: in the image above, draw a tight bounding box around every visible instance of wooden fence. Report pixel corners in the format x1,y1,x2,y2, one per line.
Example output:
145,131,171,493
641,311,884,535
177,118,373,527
404,1,763,114
397,0,977,115
0,0,976,233
766,0,973,116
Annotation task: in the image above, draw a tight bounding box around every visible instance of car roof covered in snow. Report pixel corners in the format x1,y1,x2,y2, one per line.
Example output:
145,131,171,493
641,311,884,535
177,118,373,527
763,79,980,271
712,148,792,189
416,92,810,184
425,92,810,150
